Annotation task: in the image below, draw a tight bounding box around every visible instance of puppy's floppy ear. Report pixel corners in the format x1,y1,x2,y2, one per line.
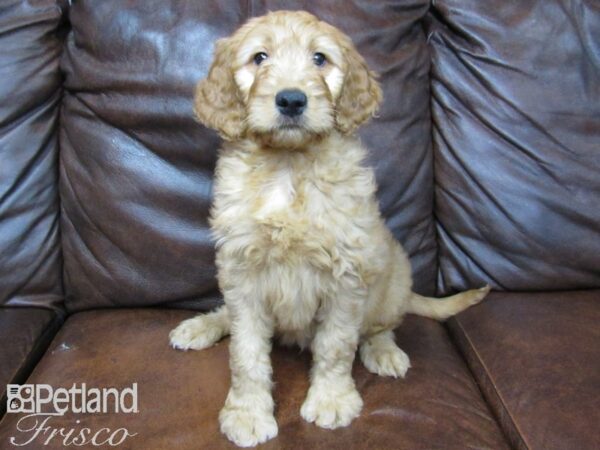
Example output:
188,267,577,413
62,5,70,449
194,37,246,140
335,42,382,134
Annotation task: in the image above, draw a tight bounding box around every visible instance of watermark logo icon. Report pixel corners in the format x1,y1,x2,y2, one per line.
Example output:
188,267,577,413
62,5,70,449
7,385,35,414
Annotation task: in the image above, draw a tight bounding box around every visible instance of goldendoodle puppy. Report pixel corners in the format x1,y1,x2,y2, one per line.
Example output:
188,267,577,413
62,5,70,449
170,10,489,447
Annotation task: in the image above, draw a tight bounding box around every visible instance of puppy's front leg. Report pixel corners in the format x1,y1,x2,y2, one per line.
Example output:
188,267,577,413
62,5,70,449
219,291,277,447
301,283,364,429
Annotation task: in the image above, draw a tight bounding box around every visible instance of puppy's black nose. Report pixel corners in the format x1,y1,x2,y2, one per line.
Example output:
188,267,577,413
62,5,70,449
275,90,307,117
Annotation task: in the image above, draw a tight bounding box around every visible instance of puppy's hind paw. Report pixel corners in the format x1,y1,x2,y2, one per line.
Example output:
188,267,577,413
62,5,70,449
360,341,411,378
169,314,228,351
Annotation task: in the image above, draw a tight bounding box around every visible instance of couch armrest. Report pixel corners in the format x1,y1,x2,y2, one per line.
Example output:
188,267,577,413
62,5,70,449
0,307,64,416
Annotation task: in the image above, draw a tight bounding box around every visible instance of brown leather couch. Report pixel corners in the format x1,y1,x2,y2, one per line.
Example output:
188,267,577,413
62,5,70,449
1,1,598,449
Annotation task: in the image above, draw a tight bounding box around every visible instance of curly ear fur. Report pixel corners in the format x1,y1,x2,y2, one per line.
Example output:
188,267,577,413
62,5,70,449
335,41,382,134
194,38,246,140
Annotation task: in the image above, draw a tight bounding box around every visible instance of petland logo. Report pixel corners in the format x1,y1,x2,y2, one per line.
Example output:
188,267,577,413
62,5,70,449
6,383,138,447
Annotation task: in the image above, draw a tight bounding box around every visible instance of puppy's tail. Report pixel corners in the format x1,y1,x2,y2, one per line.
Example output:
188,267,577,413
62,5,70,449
406,286,490,321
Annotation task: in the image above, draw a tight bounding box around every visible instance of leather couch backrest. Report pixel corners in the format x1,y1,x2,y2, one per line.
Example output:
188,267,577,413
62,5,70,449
0,0,64,311
429,0,600,294
59,0,436,312
4,1,597,312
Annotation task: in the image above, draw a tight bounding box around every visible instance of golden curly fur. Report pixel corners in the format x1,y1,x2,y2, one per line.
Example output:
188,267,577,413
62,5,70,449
170,11,489,447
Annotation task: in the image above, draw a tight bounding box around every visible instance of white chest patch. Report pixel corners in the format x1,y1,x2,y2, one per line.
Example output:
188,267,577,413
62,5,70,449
255,168,295,220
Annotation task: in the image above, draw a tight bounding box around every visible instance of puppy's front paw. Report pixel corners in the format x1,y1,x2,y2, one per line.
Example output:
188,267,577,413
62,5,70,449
219,404,278,447
300,383,363,429
169,316,224,351
360,341,411,378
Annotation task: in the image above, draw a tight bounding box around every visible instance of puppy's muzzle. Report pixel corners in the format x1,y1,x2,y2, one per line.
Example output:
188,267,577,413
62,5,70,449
275,89,307,117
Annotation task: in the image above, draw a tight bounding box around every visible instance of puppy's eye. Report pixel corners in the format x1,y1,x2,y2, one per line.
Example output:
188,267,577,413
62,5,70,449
313,52,326,66
253,52,268,65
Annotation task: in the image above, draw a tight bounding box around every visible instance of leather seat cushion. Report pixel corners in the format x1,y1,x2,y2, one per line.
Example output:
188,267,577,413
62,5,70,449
0,309,509,449
448,290,600,450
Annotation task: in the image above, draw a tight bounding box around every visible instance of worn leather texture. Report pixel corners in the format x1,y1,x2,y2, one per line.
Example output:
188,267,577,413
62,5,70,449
428,0,600,294
0,307,63,415
59,0,436,312
0,0,64,310
448,291,600,450
0,309,510,449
